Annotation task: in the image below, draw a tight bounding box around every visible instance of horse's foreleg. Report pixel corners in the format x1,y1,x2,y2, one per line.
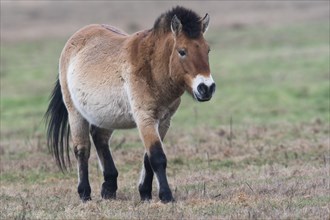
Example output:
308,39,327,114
158,99,180,140
138,121,174,203
138,100,179,201
158,117,171,141
139,118,170,201
68,111,91,201
90,125,118,199
139,152,154,200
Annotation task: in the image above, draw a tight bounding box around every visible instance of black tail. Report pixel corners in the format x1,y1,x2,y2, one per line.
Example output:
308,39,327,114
45,78,71,171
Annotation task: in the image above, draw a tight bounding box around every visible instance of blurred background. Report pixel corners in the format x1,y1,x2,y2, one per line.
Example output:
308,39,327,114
1,1,329,135
0,1,329,218
2,1,329,41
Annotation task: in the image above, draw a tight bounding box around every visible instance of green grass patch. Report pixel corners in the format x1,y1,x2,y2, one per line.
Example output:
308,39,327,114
294,195,330,208
0,169,76,184
192,202,239,217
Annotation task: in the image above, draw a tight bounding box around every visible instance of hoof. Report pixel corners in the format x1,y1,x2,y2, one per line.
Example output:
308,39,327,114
139,184,152,201
80,195,92,202
159,189,174,203
140,193,152,201
101,181,117,199
78,184,91,202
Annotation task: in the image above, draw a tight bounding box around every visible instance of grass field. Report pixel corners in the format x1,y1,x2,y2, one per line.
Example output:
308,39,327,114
1,3,330,219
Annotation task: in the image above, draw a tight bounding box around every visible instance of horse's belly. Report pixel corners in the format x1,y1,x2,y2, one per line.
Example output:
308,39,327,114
88,98,136,129
70,86,136,130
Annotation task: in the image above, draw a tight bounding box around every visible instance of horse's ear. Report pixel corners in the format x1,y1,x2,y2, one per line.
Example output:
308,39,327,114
201,13,210,34
171,15,182,35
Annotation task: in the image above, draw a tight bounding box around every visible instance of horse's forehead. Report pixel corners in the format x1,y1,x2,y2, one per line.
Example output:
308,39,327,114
181,36,208,48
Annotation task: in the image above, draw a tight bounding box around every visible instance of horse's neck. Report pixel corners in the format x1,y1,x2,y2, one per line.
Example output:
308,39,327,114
130,31,184,105
149,34,185,102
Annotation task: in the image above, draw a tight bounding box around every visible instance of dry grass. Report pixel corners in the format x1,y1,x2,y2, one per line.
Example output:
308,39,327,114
1,121,329,219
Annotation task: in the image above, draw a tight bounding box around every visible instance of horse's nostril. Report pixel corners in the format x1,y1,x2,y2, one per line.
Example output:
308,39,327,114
209,83,216,94
197,83,208,95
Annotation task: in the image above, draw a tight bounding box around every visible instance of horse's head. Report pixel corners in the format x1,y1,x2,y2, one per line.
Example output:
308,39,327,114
169,12,215,102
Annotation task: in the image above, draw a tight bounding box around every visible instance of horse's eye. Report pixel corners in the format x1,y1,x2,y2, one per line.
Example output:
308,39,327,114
178,49,186,57
208,48,211,54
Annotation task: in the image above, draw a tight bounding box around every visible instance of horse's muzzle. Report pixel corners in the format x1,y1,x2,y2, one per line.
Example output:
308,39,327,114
194,82,216,102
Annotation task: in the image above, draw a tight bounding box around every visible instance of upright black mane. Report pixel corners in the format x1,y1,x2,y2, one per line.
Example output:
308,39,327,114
153,6,202,39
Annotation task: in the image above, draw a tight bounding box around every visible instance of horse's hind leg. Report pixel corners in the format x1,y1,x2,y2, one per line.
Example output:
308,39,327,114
90,125,118,199
68,110,91,201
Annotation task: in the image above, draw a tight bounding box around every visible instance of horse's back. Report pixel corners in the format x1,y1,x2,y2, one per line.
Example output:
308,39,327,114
61,24,128,61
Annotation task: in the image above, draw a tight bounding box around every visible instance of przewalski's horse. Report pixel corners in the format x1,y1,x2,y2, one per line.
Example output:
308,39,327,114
45,6,216,203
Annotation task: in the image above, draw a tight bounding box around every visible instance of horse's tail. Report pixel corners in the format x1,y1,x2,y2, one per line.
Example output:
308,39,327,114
45,78,71,171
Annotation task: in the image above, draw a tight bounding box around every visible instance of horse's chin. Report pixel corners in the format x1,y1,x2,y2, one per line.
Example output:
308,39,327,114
196,96,212,102
192,92,212,102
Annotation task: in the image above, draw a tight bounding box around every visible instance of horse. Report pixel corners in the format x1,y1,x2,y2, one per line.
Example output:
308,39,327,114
45,6,216,203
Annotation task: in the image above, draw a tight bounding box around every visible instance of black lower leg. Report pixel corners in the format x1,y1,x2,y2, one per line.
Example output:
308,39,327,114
149,141,173,203
75,149,91,202
100,146,118,199
91,126,118,199
139,153,154,200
